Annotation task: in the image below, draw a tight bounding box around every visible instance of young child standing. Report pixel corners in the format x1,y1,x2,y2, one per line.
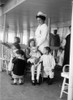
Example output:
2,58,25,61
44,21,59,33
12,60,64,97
11,49,26,85
40,47,56,85
8,43,21,73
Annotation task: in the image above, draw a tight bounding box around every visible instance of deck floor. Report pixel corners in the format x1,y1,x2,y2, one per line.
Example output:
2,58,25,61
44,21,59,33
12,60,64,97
0,70,67,100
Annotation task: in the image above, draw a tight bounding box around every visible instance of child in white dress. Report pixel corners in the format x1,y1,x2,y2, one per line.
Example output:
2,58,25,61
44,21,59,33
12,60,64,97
57,47,64,68
27,39,42,85
40,47,56,85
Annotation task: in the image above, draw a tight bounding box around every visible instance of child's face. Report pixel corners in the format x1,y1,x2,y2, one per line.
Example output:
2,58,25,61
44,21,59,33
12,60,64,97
30,41,35,47
37,18,44,25
43,48,48,54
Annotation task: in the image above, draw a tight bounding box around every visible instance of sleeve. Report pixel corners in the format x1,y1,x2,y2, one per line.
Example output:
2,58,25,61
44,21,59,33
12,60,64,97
1,42,11,48
37,25,48,46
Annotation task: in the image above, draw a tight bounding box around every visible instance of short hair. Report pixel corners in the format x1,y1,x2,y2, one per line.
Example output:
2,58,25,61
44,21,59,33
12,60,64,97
69,25,71,29
59,47,64,50
16,49,24,56
36,15,46,21
54,30,57,34
45,47,51,53
28,38,36,47
15,37,20,43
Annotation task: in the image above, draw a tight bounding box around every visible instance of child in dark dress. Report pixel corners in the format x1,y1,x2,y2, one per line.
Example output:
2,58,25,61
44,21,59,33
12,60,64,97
11,49,26,85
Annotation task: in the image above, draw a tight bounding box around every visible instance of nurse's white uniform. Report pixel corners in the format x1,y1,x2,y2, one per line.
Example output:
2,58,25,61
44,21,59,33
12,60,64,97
35,23,49,53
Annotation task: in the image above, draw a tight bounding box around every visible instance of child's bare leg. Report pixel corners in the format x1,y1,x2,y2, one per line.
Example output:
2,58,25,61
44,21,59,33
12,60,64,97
31,65,35,81
36,63,41,82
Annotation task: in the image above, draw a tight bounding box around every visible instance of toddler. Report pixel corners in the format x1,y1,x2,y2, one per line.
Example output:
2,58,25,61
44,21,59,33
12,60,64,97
40,47,56,85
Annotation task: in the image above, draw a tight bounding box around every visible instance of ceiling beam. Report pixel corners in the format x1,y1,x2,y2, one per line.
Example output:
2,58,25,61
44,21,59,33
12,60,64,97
2,0,26,14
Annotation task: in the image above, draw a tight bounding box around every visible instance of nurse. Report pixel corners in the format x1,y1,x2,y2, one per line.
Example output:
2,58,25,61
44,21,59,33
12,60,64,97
35,11,49,53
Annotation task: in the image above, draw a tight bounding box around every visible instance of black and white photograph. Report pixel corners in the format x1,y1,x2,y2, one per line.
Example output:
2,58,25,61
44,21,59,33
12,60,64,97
0,0,73,100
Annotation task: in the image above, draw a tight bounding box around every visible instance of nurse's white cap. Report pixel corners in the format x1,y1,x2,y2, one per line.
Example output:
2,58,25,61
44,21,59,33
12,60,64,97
36,11,47,18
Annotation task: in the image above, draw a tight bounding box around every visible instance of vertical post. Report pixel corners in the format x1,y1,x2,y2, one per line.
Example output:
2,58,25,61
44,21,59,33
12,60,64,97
0,7,2,16
48,18,51,47
68,1,73,100
20,31,23,44
4,27,8,43
48,18,51,33
3,14,6,42
0,7,2,72
27,28,30,45
17,18,20,37
1,14,6,71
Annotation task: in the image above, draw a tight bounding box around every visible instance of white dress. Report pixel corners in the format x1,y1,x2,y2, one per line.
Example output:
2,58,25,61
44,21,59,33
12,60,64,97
40,54,56,78
57,50,64,66
35,23,49,53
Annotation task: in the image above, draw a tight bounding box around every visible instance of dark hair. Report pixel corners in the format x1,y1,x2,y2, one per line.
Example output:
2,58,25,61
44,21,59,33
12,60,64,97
36,15,46,21
69,25,71,29
54,30,57,34
45,47,51,53
16,49,24,56
28,38,36,47
14,37,20,43
59,47,64,50
13,43,21,50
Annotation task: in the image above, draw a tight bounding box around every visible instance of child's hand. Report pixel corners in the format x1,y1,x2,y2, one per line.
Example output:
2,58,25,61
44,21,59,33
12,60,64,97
34,58,39,64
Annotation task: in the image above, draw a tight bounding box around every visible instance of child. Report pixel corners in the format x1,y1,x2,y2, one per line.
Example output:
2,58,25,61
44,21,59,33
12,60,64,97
1,37,21,49
27,39,42,85
11,49,26,85
8,43,21,73
0,37,21,72
40,47,56,85
57,47,64,69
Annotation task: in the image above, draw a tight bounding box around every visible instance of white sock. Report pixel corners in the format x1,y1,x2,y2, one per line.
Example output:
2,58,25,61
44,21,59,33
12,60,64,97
19,79,22,83
14,79,17,83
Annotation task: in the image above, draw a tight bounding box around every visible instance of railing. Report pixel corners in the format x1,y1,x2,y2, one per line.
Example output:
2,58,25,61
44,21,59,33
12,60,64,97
0,43,11,71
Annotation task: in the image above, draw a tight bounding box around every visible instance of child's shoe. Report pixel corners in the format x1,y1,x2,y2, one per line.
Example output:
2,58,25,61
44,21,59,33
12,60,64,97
31,80,36,85
47,77,53,85
18,82,24,85
36,80,40,85
11,82,17,85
